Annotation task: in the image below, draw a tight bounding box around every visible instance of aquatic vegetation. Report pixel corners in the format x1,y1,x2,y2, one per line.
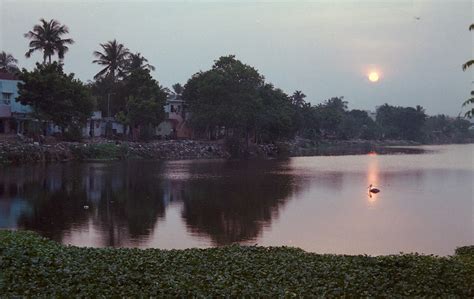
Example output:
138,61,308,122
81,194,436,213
69,143,129,160
0,231,472,297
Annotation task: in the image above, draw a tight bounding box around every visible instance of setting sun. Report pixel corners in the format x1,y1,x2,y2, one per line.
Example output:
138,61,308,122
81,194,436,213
368,72,379,82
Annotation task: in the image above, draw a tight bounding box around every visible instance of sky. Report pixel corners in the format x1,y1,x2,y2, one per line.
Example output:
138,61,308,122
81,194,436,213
0,0,472,116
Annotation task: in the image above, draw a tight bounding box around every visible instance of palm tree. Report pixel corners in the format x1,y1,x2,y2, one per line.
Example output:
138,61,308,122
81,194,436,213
24,18,74,64
126,52,155,73
92,40,130,80
291,90,307,108
0,51,19,73
463,24,474,117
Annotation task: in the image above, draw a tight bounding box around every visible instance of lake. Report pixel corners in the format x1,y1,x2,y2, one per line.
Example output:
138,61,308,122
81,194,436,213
0,144,472,256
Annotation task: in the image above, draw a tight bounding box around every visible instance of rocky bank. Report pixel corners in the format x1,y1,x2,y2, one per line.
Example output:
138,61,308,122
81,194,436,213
0,136,442,165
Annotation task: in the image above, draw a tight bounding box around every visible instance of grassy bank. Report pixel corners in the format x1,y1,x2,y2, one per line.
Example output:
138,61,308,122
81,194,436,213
1,231,472,297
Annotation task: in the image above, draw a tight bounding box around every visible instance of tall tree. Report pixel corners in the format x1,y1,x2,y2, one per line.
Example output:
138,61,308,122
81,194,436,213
17,62,94,131
183,55,298,144
316,97,348,137
291,90,307,108
92,40,130,80
115,68,167,140
0,51,19,73
24,18,74,64
257,84,296,142
183,55,264,139
376,104,426,141
125,52,155,74
462,23,474,117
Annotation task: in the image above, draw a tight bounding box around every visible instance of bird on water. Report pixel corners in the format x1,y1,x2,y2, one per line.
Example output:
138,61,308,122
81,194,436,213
368,184,380,193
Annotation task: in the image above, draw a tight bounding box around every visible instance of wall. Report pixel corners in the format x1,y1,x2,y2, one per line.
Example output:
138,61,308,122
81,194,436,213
0,79,31,114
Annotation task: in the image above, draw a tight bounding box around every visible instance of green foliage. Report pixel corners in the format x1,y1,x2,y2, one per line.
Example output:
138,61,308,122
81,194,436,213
183,55,296,142
315,97,348,137
24,18,74,64
0,231,473,297
295,103,321,140
16,62,94,130
257,84,296,142
62,125,83,142
423,115,473,143
125,52,155,74
462,93,474,118
456,245,474,256
92,39,130,80
462,24,474,117
90,56,166,141
184,55,264,134
119,68,167,136
338,109,377,140
376,104,426,141
70,143,129,160
0,51,19,73
224,136,246,158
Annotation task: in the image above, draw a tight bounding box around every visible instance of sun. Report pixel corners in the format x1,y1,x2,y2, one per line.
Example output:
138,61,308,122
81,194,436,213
368,72,379,82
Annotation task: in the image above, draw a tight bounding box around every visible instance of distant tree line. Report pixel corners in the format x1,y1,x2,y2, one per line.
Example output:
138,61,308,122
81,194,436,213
0,18,471,144
182,55,472,144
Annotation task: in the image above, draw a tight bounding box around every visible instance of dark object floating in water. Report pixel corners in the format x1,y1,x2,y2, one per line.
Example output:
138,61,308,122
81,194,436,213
368,184,380,193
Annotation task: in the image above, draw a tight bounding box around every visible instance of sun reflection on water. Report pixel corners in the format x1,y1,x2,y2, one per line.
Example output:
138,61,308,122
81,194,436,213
367,153,380,206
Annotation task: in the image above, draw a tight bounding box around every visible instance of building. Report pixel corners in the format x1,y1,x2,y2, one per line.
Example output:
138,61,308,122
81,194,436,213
82,111,105,138
156,94,192,139
0,71,191,140
81,111,126,138
0,71,32,134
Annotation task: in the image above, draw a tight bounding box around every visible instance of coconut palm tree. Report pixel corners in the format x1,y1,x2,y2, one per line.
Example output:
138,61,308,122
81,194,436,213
0,51,19,73
463,24,474,117
126,52,155,74
291,90,307,108
24,18,74,64
92,40,130,80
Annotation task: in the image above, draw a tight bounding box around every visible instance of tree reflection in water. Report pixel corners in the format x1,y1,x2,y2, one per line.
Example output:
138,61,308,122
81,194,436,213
178,160,296,245
0,159,298,247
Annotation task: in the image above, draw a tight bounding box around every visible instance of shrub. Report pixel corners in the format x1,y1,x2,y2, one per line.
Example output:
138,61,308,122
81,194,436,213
62,125,83,142
224,136,246,158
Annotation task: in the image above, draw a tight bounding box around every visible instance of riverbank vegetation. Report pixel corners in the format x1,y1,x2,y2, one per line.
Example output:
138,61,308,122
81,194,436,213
1,18,473,145
0,231,472,297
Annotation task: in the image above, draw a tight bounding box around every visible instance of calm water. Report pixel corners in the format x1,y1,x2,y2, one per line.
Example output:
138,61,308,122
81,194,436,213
0,144,472,255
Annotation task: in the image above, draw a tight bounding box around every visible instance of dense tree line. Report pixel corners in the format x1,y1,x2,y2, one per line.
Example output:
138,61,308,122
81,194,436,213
182,55,472,144
1,18,472,143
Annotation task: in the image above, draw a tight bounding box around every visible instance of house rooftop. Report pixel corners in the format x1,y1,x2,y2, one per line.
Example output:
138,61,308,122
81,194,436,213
0,71,19,81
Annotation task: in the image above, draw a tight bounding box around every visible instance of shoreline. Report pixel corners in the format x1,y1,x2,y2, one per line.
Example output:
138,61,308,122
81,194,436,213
0,137,472,165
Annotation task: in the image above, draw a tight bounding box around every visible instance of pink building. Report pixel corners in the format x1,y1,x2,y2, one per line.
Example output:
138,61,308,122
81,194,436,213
156,94,192,139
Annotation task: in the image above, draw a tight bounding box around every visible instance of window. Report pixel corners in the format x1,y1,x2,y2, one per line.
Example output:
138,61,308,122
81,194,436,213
2,93,12,100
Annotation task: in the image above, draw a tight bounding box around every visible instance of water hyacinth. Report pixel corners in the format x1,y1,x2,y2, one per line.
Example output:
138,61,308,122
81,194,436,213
0,231,473,297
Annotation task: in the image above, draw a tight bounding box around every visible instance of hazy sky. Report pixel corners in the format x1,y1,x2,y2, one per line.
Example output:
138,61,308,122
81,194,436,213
1,0,472,115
